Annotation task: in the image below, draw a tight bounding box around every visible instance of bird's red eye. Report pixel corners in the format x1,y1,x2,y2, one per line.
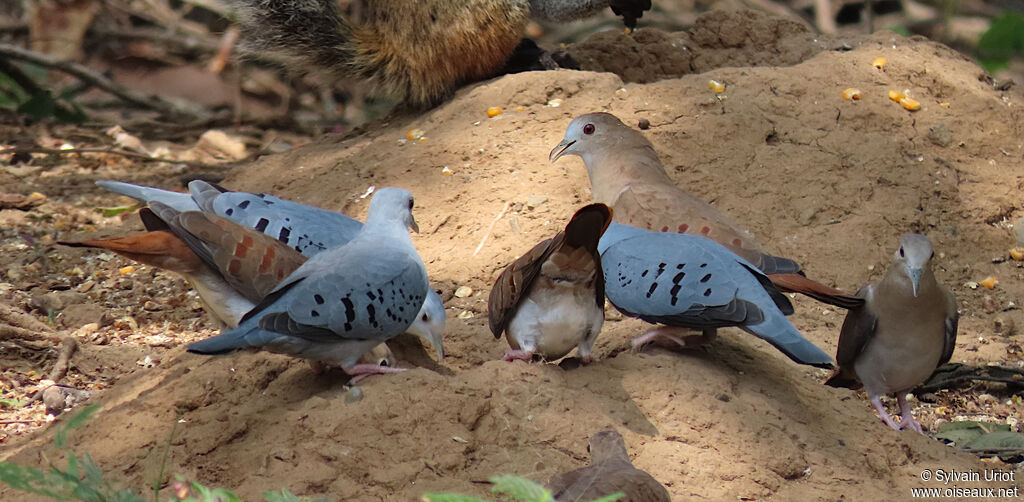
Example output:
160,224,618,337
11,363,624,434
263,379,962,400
583,124,595,135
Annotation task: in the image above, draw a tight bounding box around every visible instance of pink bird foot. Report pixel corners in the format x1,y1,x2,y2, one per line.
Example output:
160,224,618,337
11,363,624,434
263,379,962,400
344,363,407,384
631,326,713,352
897,394,925,434
502,349,535,362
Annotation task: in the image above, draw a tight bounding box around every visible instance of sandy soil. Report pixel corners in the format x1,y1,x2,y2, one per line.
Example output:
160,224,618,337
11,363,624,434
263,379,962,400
2,7,1024,501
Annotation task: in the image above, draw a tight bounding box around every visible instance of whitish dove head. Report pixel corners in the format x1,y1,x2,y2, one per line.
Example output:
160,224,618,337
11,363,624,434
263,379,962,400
549,112,631,163
405,289,446,361
895,233,934,297
366,187,419,233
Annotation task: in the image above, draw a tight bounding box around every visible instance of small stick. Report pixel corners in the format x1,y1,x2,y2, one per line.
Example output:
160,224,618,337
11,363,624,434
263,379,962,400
47,337,79,383
0,42,205,119
0,420,45,425
2,147,228,170
473,201,511,257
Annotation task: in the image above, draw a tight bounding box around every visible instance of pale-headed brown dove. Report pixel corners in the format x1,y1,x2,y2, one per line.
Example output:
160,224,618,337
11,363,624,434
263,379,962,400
549,112,862,312
547,429,671,502
488,203,612,363
826,234,958,432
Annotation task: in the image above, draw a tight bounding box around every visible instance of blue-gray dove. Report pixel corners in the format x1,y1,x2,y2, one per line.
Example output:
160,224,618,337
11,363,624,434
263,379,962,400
826,234,958,433
547,429,670,502
598,222,834,368
550,112,862,310
89,180,445,359
185,188,430,375
488,203,611,363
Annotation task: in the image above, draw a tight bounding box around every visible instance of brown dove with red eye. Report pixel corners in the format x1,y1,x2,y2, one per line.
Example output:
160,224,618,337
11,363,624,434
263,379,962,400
550,112,862,310
488,203,611,363
547,429,671,502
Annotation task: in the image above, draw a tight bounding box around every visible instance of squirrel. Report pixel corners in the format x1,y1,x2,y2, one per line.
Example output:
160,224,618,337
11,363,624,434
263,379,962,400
227,0,652,107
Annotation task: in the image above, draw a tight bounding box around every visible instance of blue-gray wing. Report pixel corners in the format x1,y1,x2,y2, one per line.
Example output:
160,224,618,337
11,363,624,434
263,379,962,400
189,181,363,256
254,243,428,341
601,232,765,327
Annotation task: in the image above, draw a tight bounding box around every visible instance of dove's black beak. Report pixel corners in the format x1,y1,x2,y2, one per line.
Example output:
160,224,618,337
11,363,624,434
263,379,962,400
549,139,575,163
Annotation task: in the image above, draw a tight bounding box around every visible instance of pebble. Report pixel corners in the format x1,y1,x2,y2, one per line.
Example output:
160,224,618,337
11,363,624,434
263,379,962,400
454,286,473,298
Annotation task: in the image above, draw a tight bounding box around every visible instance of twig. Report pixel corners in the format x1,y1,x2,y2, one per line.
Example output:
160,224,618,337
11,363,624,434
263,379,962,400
0,42,206,119
24,337,80,407
0,420,45,425
473,202,511,257
47,337,78,383
2,146,230,170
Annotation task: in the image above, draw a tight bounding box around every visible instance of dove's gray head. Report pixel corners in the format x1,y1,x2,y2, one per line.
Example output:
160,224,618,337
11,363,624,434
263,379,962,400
587,429,630,463
365,187,419,233
894,233,934,297
549,112,637,164
406,289,446,360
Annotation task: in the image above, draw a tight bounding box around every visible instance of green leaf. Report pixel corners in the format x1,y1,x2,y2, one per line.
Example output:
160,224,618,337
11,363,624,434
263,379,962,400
263,488,301,502
421,494,491,502
935,420,1010,446
0,397,25,408
489,475,551,502
97,205,141,218
17,90,57,120
977,11,1024,73
55,404,99,449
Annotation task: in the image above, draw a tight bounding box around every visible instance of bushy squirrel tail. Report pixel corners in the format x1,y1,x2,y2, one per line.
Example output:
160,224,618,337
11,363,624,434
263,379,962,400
226,0,530,107
227,0,362,84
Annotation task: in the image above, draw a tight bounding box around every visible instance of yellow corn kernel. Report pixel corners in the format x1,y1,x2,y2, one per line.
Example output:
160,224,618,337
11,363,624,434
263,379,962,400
406,129,425,141
888,89,905,102
939,102,950,108
900,97,921,111
119,266,135,275
841,88,862,100
979,276,999,289
872,57,887,69
1010,247,1024,261
486,107,503,118
708,80,726,93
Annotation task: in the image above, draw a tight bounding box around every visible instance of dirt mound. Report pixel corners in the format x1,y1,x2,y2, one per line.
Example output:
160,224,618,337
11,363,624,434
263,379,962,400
4,7,1024,501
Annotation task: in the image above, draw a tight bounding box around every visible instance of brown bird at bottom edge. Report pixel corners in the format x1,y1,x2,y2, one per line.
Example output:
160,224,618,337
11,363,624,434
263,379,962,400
549,112,863,313
488,203,611,363
826,233,958,433
548,429,671,502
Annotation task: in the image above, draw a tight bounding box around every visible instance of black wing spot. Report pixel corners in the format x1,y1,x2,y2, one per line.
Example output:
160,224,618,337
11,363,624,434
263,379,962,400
255,217,270,232
703,288,712,296
366,291,377,301
238,200,251,209
640,270,648,278
676,263,685,269
314,294,325,304
278,226,291,243
672,272,685,283
655,263,666,278
310,309,320,317
700,263,708,268
344,322,352,331
700,274,712,283
225,208,234,216
669,284,681,306
645,282,659,298
341,297,355,322
366,304,377,327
